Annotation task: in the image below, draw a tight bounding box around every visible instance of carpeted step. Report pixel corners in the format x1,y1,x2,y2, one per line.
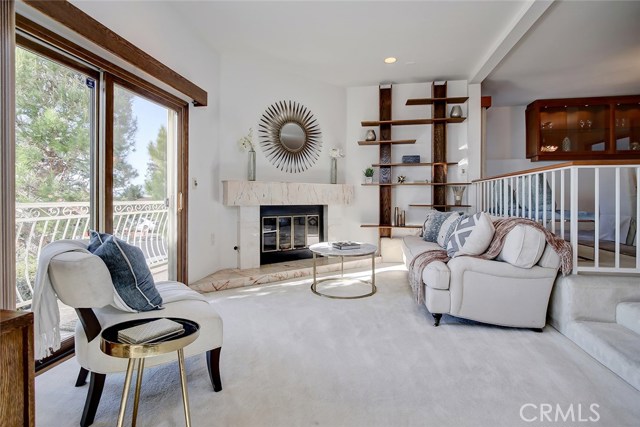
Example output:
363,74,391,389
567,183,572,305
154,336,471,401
617,302,640,335
570,320,640,391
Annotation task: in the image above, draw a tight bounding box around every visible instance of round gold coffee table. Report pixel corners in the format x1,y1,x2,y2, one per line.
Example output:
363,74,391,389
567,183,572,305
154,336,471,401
309,242,377,299
100,317,199,427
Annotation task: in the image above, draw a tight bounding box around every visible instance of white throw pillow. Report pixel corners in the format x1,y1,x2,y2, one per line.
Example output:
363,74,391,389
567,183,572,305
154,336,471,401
497,225,546,268
437,212,462,248
446,212,495,257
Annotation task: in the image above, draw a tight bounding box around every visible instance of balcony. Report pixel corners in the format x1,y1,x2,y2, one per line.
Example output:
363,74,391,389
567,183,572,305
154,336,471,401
15,200,169,339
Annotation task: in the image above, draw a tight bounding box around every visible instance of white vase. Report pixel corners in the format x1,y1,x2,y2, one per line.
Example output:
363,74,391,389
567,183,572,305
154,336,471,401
365,176,373,184
330,157,337,184
248,149,256,181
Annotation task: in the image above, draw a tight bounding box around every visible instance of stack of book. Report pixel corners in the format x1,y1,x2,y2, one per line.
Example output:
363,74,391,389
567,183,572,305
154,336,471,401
118,318,184,344
332,241,361,250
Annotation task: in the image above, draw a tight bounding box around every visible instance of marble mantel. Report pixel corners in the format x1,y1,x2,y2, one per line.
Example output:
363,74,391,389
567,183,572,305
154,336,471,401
222,180,353,206
222,180,354,269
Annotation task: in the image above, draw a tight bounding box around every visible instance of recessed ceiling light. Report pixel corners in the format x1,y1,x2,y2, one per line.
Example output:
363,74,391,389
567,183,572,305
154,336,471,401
384,57,397,64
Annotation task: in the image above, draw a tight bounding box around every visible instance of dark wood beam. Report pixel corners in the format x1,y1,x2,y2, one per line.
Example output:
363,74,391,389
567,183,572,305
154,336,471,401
23,0,208,106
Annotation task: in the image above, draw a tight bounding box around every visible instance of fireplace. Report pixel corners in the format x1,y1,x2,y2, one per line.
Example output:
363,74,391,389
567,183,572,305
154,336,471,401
260,205,324,265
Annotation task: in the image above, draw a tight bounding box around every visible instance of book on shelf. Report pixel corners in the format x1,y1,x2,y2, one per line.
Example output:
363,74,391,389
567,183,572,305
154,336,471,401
117,318,185,344
332,241,361,250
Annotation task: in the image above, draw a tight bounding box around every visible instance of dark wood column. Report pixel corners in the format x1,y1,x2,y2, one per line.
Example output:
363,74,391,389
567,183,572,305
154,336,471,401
379,85,392,238
432,82,447,210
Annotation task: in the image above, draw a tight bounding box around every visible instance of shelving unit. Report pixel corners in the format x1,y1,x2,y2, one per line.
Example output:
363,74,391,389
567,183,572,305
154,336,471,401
358,83,469,236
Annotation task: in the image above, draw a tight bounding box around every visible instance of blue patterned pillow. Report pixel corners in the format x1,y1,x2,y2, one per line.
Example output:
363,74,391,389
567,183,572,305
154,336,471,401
88,231,162,312
422,211,457,243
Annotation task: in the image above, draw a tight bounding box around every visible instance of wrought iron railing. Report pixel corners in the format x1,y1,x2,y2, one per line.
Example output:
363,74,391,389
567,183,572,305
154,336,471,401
15,200,168,309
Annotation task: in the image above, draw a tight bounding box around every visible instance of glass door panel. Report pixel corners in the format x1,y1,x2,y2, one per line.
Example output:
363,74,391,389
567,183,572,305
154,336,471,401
14,46,96,342
615,104,640,151
540,105,609,154
112,84,177,281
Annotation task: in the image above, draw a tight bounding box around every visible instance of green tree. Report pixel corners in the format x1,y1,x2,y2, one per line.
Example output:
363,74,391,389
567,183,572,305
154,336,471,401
144,126,167,200
15,47,139,203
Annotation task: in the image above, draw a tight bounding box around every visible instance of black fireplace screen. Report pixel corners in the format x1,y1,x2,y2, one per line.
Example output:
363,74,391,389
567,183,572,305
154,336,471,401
260,205,323,264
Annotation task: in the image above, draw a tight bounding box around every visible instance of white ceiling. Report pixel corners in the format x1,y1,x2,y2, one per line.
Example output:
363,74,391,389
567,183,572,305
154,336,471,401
157,1,638,106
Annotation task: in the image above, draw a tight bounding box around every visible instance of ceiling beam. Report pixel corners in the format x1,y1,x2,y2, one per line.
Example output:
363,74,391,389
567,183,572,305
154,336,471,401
469,0,555,84
23,0,208,106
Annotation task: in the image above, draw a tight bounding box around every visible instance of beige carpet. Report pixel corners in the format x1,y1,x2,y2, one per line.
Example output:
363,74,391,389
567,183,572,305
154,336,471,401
35,264,640,426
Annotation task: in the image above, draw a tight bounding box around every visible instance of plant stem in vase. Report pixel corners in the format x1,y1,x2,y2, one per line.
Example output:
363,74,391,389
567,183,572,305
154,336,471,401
451,185,466,206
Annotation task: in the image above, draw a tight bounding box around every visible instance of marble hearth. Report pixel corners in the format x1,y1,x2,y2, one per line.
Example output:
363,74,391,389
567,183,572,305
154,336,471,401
222,180,354,269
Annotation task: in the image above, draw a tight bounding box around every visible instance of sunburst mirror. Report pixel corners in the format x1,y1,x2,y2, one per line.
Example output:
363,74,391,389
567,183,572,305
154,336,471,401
258,100,322,173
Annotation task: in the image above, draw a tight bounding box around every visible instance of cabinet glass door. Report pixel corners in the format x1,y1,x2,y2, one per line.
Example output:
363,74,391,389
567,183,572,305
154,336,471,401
540,105,609,154
615,103,640,152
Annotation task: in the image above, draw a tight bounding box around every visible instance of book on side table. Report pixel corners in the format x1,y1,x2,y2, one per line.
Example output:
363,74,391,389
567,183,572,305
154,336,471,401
117,318,185,344
332,241,361,250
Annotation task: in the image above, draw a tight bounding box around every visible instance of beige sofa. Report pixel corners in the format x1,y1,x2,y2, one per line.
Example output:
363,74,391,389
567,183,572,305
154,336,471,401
402,224,562,329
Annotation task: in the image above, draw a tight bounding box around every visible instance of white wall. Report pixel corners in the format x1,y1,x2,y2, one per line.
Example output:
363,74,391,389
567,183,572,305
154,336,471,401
216,53,347,271
345,81,474,245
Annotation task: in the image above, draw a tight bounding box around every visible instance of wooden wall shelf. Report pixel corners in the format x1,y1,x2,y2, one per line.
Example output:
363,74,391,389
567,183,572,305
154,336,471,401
362,182,470,187
371,162,457,167
357,139,416,146
405,97,469,106
360,117,465,127
360,224,422,229
409,204,472,208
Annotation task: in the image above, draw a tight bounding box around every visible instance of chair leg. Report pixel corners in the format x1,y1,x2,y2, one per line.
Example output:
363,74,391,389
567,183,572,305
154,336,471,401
206,348,223,392
432,313,442,327
75,367,90,387
80,372,106,427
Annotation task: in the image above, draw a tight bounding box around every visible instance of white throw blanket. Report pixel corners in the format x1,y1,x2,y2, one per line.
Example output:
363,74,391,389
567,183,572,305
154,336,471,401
33,240,90,360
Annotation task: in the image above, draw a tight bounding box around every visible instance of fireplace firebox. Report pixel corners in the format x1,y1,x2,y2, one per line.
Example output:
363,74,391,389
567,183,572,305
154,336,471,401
260,205,324,265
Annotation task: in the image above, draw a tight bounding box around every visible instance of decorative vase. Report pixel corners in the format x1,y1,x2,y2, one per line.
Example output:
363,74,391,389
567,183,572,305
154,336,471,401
365,176,373,184
562,137,571,152
451,186,466,206
248,149,256,181
450,105,463,118
365,130,377,141
330,157,337,184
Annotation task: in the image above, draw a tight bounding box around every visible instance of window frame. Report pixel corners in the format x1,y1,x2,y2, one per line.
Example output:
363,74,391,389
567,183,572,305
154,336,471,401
14,15,190,372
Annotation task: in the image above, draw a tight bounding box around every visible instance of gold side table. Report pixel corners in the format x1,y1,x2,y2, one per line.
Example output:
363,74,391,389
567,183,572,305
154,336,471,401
100,317,199,427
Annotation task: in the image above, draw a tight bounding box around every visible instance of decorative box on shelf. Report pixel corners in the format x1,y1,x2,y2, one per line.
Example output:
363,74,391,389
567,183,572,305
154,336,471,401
402,155,420,163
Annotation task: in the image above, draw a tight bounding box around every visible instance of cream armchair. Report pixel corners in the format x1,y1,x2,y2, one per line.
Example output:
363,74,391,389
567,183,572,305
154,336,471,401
46,240,223,427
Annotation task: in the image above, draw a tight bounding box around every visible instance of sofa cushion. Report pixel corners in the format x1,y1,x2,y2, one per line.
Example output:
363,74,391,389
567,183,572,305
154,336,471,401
422,211,458,243
437,213,462,248
446,212,495,257
538,244,561,269
402,236,442,267
497,224,546,268
88,231,162,312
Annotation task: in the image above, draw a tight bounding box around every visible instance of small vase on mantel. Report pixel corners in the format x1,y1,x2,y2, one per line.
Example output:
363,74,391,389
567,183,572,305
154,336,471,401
330,157,337,184
248,149,256,181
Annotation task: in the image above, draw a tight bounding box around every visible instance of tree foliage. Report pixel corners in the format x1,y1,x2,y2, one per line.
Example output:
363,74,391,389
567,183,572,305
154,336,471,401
144,126,167,200
15,47,139,203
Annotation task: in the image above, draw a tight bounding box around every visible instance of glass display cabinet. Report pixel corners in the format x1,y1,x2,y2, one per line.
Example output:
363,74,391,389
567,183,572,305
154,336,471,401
526,95,640,161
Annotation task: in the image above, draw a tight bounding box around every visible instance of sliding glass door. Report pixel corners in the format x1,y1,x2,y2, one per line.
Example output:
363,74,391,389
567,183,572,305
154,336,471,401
111,84,178,281
13,35,188,365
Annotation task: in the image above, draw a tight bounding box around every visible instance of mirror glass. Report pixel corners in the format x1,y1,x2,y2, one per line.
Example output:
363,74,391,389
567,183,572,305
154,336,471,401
280,122,306,152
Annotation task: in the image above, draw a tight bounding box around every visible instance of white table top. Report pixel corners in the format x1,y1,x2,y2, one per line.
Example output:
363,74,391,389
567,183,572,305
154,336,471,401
309,242,377,257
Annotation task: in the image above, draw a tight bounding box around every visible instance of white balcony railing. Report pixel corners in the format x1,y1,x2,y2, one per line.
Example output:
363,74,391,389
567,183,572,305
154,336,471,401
15,200,169,309
473,161,639,274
